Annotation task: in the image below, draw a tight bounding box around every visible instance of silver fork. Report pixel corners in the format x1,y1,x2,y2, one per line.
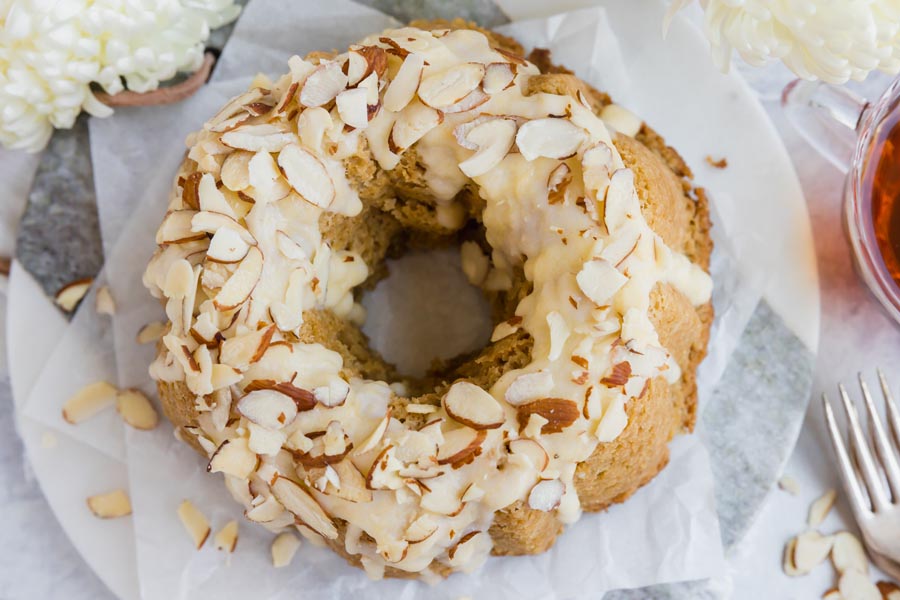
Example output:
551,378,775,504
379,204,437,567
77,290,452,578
822,369,900,576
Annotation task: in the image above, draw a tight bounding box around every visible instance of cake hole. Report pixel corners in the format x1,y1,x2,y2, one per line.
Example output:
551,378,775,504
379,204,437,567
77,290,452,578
360,247,493,378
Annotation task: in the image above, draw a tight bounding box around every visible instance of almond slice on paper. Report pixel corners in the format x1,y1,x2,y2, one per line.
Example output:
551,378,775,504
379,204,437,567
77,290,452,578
277,144,336,209
55,278,92,312
793,530,834,573
516,398,579,435
436,427,486,469
336,87,369,129
95,285,116,315
457,117,517,178
207,227,251,264
389,102,443,153
271,532,302,567
220,124,294,153
271,476,338,540
838,569,881,600
116,389,159,430
87,489,132,519
516,118,586,161
443,381,504,430
383,53,425,112
504,370,554,406
213,520,239,553
778,475,800,495
418,63,485,109
207,437,259,478
213,246,263,311
156,210,204,245
482,62,515,94
62,381,118,424
237,389,298,430
299,61,347,107
136,321,167,344
508,438,549,471
177,500,211,549
783,537,802,576
808,488,837,527
577,258,628,305
528,479,564,511
831,531,868,575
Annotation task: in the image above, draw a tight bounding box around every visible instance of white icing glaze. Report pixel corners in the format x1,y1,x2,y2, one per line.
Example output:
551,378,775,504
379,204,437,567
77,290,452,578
144,25,712,578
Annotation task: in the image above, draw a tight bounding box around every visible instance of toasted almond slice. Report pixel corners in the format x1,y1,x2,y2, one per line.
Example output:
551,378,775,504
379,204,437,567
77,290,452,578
516,398,579,435
446,530,486,568
245,379,315,412
778,475,800,495
177,500,211,549
604,169,638,233
528,479,564,511
299,62,347,108
271,476,338,540
839,569,881,600
443,381,504,430
207,227,251,264
213,246,263,311
457,117,517,178
116,389,158,430
354,410,392,455
180,171,202,209
508,438,549,471
365,445,404,490
783,537,803,576
389,102,443,152
794,530,834,573
505,370,553,406
221,151,253,191
441,88,489,114
221,124,294,152
55,278,92,312
483,62,515,94
246,150,291,204
600,103,642,137
336,87,369,130
192,211,256,246
213,520,239,552
62,381,118,424
94,285,116,315
157,210,204,244
207,437,258,478
277,144,335,209
384,53,425,112
547,162,572,204
405,514,438,544
418,63,485,109
136,321,167,344
877,581,900,600
436,427,486,469
206,88,265,130
271,532,301,567
516,118,586,161
328,459,373,503
577,258,627,306
600,225,642,267
238,389,298,430
197,173,236,218
808,488,837,527
245,496,286,524
832,531,868,575
87,489,132,519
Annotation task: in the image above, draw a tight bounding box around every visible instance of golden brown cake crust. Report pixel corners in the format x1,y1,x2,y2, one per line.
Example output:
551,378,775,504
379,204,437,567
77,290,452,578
157,18,712,572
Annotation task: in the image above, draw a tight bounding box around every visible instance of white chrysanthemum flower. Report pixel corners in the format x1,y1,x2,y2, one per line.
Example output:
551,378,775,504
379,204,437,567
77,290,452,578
670,0,900,84
0,0,240,152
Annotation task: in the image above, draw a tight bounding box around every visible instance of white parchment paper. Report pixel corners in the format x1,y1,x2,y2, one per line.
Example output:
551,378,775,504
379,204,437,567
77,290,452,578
17,0,785,597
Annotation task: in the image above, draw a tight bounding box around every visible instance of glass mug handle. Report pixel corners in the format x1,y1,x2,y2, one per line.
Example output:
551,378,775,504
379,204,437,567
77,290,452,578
781,79,870,173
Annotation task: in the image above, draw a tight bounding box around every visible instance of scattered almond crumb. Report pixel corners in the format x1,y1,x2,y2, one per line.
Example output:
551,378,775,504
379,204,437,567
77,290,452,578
705,155,728,169
778,475,800,495
87,489,132,518
271,532,301,567
177,500,210,549
213,520,239,553
95,285,116,315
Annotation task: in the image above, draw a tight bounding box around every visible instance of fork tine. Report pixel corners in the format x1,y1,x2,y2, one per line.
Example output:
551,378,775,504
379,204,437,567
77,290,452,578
823,394,872,517
859,373,900,499
878,368,900,452
839,383,891,510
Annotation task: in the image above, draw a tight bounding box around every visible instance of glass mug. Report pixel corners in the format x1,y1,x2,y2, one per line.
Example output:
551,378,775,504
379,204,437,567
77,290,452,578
783,77,900,324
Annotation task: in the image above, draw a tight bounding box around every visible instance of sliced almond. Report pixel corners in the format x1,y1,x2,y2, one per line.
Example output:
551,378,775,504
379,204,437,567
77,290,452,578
245,495,286,523
328,460,373,503
547,163,571,204
418,63,485,109
207,437,258,479
436,427,486,469
528,479,564,511
443,381,504,430
600,361,632,388
482,62,515,94
599,103,642,137
237,389,298,430
221,151,253,191
95,285,116,315
577,258,628,306
206,88,265,130
838,569,881,600
87,489,132,519
214,520,239,553
336,87,369,129
783,537,802,576
247,150,291,204
365,445,404,490
313,377,350,408
271,532,301,567
55,278,93,312
157,210,204,245
383,53,425,112
446,530,486,568
177,500,211,549
220,124,294,152
213,246,263,311
793,530,834,573
244,379,316,412
207,227,251,264
191,211,256,246
604,169,638,233
822,588,841,600
389,101,443,153
136,321,168,344
808,488,837,527
277,144,335,209
505,370,553,406
354,409,391,455
116,389,159,430
457,117,517,178
270,476,338,540
441,88,489,114
62,381,118,424
508,438,549,471
832,531,868,575
516,398,579,435
299,61,347,107
778,475,800,495
346,46,387,86
405,514,438,544
515,118,586,161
